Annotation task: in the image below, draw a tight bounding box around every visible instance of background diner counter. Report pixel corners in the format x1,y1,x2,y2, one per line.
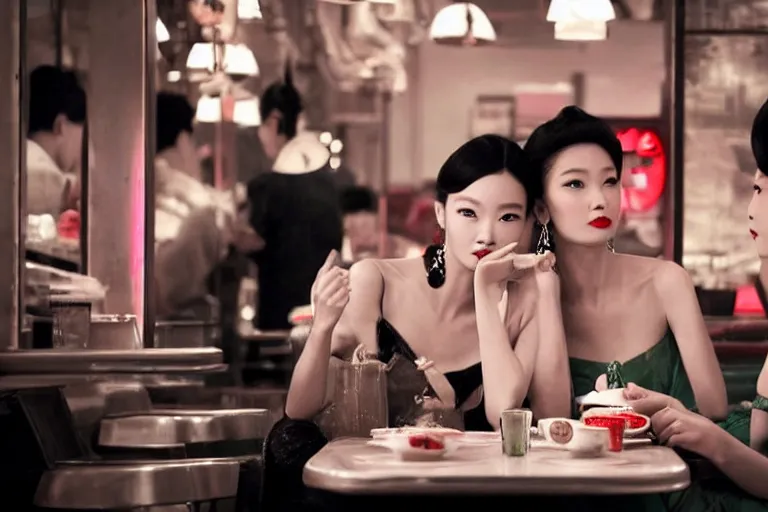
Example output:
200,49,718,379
706,317,767,404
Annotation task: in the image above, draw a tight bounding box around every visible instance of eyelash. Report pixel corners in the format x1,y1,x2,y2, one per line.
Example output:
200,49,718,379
457,209,520,222
564,177,619,189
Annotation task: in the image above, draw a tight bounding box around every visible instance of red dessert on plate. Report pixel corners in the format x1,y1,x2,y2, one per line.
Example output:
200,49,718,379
407,434,445,451
582,416,626,451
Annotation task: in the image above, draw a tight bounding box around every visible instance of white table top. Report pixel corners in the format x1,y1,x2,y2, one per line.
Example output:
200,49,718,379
303,438,691,495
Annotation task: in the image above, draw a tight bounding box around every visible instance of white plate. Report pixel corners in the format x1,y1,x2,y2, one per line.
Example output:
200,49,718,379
367,435,455,461
580,408,651,437
576,388,631,408
370,426,464,440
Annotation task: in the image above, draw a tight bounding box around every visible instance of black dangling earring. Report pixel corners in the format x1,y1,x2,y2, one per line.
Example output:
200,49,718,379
535,222,553,255
424,229,446,289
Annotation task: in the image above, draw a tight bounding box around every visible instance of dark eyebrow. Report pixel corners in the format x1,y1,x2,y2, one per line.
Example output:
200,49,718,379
454,195,523,211
560,166,616,176
454,195,480,205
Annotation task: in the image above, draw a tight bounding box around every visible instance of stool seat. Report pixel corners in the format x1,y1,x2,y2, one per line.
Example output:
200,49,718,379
99,408,270,447
34,458,239,509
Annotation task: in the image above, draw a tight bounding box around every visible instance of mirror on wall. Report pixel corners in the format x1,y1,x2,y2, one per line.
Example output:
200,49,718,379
24,0,89,273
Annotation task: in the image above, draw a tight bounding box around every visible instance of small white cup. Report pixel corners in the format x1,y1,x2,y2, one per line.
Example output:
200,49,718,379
537,418,609,456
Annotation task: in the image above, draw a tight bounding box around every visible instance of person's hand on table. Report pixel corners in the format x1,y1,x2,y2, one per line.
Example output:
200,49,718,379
623,382,686,416
651,406,727,460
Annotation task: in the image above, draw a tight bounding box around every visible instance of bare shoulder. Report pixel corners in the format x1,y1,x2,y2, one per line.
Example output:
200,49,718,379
357,256,424,283
613,253,691,291
349,258,384,287
646,258,695,296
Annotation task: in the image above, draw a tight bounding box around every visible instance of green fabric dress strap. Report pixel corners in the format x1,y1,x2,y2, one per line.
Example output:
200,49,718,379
753,395,768,412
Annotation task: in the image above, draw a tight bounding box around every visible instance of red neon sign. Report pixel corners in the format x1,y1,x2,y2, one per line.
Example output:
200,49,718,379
616,128,666,213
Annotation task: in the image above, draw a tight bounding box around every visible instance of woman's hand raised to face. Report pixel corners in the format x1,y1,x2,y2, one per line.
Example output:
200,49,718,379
311,250,350,332
473,242,558,293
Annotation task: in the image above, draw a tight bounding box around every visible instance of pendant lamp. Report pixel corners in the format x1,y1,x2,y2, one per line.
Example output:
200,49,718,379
196,95,261,127
429,2,496,46
156,19,170,43
546,0,615,41
238,0,262,20
546,0,616,22
186,42,259,77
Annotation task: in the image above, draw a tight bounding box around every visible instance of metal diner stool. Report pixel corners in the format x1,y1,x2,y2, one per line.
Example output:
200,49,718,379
0,386,239,511
97,409,271,511
34,459,239,511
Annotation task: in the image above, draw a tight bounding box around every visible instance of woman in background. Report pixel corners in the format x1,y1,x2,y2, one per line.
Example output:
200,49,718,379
246,68,344,331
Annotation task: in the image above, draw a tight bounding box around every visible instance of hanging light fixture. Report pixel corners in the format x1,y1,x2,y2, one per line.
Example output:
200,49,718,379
156,18,170,43
186,43,259,77
429,2,496,46
546,0,616,41
196,95,261,127
238,0,262,20
546,0,616,22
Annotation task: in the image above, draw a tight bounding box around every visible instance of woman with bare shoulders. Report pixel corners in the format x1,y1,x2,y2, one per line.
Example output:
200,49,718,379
523,107,730,511
262,135,571,511
609,100,768,510
524,106,728,420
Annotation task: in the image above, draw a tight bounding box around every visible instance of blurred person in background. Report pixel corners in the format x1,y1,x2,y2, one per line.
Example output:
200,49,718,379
404,179,439,245
153,91,249,320
27,65,86,216
247,68,343,331
340,185,422,263
238,66,305,184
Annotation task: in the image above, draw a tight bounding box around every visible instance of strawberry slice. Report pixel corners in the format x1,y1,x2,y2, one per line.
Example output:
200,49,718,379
407,434,445,450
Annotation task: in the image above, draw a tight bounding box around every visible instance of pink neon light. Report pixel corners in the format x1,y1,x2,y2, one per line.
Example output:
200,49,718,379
130,135,145,330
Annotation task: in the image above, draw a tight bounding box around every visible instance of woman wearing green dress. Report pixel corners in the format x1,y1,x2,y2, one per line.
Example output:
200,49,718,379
614,99,768,510
523,106,728,419
523,106,729,511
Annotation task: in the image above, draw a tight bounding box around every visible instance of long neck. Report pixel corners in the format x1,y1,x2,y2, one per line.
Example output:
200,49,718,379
555,235,614,304
433,245,476,317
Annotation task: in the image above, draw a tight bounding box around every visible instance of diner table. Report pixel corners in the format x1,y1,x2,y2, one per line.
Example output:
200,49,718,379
304,438,691,496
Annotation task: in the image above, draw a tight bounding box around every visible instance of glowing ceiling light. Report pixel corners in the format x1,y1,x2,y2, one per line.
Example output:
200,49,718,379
238,0,262,20
546,0,616,22
329,139,343,153
429,3,496,46
156,18,170,43
186,43,259,77
196,95,261,127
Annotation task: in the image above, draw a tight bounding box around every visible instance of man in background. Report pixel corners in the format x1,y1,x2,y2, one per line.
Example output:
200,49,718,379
340,185,422,263
247,69,343,330
27,65,86,216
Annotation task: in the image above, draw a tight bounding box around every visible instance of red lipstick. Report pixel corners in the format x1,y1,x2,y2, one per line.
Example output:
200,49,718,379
473,249,492,259
589,216,612,229
751,229,759,239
